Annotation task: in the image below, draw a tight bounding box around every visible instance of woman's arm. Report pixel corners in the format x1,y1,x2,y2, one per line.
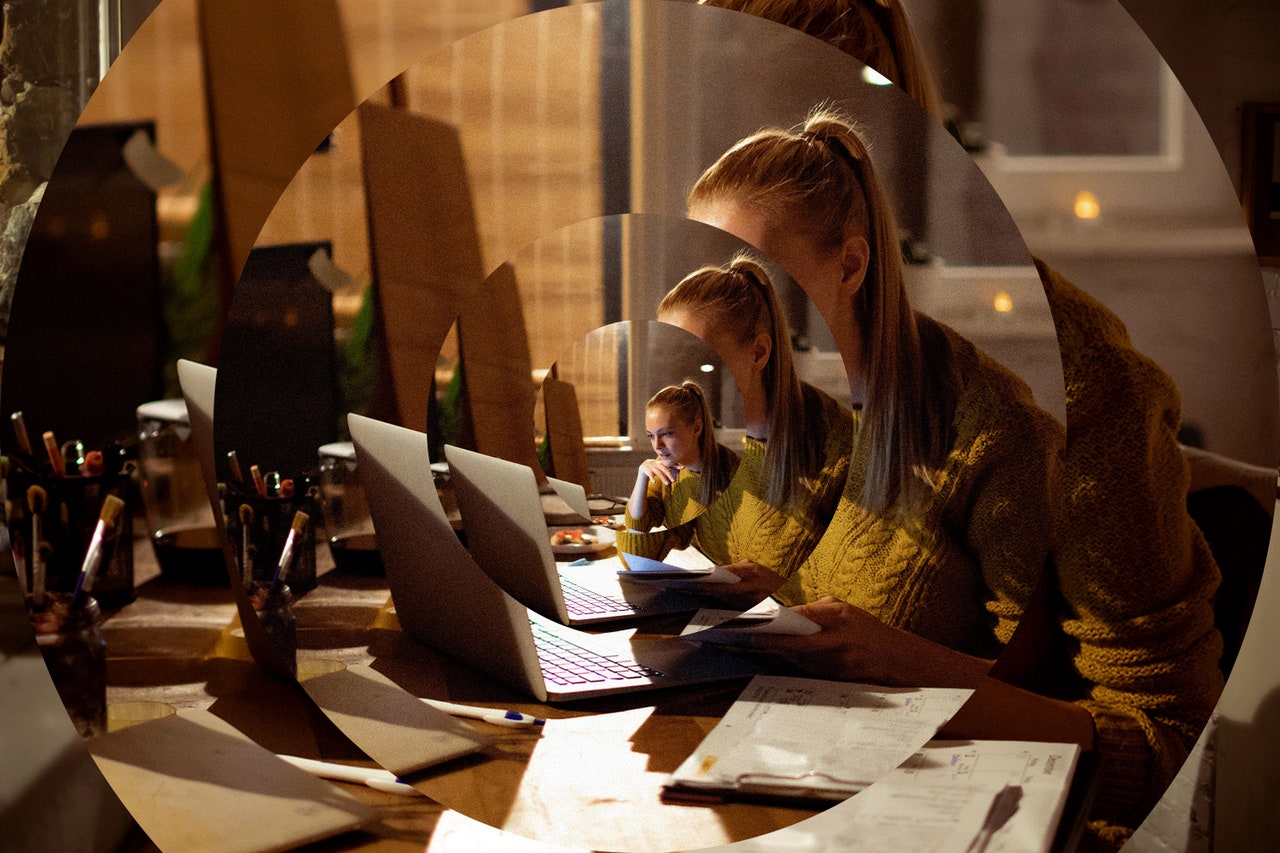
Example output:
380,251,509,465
625,459,678,530
753,597,1096,748
752,596,992,688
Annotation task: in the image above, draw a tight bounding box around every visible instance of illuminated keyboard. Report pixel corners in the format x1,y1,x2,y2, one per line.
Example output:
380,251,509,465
559,578,643,617
531,621,664,685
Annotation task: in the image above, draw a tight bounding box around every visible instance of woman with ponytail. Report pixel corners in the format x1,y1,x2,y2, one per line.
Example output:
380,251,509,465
625,380,739,532
617,254,855,603
688,108,1061,660
696,3,1227,846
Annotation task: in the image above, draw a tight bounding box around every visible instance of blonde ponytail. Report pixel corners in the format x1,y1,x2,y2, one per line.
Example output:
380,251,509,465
688,107,956,515
660,253,824,508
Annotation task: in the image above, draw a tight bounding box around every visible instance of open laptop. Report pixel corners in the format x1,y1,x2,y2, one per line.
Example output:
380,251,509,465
443,443,704,626
348,413,762,703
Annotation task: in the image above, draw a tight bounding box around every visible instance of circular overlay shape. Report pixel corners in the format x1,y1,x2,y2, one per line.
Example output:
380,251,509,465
2,1,1276,852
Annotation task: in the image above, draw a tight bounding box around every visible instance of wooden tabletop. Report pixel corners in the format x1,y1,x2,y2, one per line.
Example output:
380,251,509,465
102,534,819,853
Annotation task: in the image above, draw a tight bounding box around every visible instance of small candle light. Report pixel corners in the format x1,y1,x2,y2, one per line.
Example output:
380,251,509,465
1074,190,1101,220
993,292,1014,314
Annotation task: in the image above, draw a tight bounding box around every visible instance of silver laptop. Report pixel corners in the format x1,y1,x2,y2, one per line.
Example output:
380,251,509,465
443,443,703,626
348,413,762,702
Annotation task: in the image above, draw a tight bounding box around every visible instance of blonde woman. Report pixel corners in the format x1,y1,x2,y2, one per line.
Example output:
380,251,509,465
698,2,1226,846
625,380,738,532
688,109,1062,661
618,255,854,604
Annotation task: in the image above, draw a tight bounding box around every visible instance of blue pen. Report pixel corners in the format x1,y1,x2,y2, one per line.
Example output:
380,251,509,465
422,698,546,728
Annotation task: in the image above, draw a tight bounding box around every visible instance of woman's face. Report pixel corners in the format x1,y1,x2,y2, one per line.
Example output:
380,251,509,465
689,198,866,332
645,405,702,469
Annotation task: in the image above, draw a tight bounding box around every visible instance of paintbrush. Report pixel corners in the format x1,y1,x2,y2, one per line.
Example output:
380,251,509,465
71,495,126,609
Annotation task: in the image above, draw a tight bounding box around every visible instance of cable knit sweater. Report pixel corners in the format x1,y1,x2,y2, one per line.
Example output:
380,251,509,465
1031,260,1224,849
617,383,854,579
775,316,1063,660
623,442,740,532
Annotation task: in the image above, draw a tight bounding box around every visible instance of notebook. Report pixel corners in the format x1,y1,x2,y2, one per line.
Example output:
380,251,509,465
444,443,702,626
662,675,975,806
348,413,763,702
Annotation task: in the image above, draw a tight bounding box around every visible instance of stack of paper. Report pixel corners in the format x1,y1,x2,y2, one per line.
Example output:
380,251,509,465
666,675,1083,853
663,675,973,803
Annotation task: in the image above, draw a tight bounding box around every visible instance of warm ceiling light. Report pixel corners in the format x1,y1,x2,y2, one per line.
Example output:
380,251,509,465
1074,191,1101,220
993,292,1014,313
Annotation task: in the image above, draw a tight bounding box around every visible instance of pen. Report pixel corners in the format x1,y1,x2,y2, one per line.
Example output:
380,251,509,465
275,755,422,797
421,698,546,728
43,431,65,476
72,495,126,609
964,784,1023,853
10,411,32,456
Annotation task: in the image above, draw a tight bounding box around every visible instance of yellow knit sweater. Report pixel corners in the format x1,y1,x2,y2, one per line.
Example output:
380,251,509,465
617,383,854,578
776,317,1063,660
623,442,740,532
1032,260,1224,846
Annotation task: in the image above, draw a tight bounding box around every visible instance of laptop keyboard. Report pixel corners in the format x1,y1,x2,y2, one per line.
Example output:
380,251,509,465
531,620,665,685
559,577,644,617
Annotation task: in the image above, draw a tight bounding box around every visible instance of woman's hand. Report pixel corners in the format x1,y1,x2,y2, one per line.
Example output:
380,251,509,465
628,458,681,522
687,559,785,610
638,457,680,486
750,597,992,688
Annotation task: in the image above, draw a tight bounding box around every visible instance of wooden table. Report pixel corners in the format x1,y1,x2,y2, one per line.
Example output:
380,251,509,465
103,541,446,852
103,534,819,853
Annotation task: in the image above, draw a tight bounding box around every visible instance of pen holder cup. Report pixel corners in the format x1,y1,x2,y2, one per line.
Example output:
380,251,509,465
28,592,108,739
224,493,317,594
136,400,224,585
317,442,383,575
7,466,135,610
246,580,297,679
